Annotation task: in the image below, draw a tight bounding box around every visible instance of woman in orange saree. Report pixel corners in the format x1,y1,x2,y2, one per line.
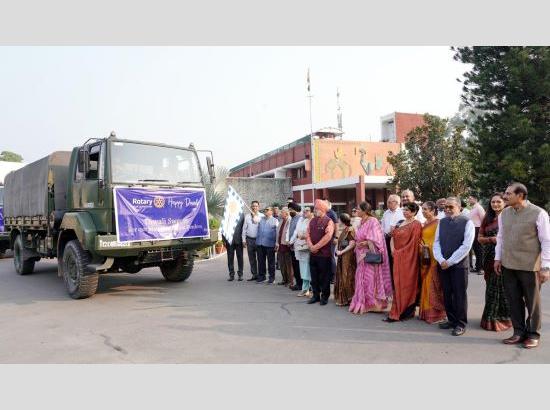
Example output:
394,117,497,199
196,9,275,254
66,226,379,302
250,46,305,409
418,201,446,324
384,202,423,322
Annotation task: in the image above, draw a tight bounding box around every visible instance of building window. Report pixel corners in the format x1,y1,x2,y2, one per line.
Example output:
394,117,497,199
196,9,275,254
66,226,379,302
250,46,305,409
295,166,306,179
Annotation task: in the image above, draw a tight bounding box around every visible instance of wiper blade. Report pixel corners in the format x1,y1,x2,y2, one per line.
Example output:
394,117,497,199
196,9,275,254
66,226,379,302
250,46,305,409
137,179,170,182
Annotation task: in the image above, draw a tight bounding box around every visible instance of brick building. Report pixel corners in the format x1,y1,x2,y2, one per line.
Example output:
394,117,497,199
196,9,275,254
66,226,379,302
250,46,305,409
229,112,425,214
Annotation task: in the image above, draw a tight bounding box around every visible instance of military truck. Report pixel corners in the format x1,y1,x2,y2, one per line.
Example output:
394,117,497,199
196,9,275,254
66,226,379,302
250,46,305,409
3,133,217,299
0,185,9,257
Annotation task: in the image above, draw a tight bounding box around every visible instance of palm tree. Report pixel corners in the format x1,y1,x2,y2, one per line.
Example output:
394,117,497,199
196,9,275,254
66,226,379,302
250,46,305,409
205,166,229,218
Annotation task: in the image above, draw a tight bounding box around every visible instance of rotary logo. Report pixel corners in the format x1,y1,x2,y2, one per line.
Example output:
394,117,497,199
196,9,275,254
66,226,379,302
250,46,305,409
153,196,166,208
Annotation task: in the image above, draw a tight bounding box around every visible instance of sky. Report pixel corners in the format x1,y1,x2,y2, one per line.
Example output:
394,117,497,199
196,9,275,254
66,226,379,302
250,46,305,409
0,47,467,169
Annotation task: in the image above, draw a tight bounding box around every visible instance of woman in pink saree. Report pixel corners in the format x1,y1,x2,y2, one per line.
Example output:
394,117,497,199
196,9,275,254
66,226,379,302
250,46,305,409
349,201,393,314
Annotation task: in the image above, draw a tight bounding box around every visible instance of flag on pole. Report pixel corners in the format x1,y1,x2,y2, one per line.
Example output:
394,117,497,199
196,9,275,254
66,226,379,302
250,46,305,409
220,185,246,244
307,68,311,93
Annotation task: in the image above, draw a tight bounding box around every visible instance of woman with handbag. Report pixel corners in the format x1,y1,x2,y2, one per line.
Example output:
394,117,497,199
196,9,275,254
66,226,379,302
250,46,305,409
349,201,392,314
292,206,314,297
418,201,446,324
384,202,423,322
478,193,512,331
334,213,357,306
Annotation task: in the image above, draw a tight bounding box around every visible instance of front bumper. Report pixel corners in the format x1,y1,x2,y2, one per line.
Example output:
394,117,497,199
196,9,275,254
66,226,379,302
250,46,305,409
93,229,219,257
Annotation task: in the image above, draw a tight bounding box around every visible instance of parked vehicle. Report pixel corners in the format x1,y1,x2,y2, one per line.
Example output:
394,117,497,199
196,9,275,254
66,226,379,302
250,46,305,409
3,133,217,298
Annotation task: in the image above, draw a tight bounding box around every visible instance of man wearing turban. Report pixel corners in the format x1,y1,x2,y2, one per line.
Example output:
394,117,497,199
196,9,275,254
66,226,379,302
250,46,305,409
306,199,335,305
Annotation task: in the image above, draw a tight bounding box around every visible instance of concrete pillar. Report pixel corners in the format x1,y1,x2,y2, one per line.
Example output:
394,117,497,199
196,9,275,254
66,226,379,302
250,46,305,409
355,175,365,205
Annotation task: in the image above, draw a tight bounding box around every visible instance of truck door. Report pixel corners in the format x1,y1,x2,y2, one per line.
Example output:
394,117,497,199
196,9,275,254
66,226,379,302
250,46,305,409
73,142,104,213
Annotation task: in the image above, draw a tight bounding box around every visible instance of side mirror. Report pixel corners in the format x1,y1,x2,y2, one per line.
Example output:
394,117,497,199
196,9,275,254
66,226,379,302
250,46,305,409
77,149,90,174
206,156,215,184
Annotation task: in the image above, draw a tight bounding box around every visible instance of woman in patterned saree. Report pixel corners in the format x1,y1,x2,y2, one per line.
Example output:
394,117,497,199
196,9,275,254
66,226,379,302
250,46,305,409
334,213,357,306
384,202,423,322
418,201,446,324
349,201,392,314
478,193,512,331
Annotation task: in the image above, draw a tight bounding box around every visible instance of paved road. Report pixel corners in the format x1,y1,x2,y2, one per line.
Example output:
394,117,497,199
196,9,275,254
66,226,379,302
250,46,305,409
0,254,548,363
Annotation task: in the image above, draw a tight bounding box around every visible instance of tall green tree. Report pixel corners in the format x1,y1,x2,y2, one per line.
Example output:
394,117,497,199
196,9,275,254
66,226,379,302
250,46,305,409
0,151,23,162
453,46,550,210
387,114,472,201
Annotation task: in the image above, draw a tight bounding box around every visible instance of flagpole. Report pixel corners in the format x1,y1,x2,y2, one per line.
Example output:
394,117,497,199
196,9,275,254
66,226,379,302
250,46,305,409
307,68,315,203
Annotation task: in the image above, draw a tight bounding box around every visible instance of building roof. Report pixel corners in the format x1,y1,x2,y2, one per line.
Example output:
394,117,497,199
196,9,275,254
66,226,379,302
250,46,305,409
230,135,311,173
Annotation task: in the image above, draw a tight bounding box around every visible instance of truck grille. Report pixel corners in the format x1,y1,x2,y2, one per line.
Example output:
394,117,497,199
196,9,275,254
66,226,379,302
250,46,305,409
141,247,186,264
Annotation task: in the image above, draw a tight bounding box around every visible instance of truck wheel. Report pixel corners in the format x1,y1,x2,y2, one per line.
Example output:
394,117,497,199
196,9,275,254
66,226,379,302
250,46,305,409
13,234,35,275
160,252,194,282
62,240,98,299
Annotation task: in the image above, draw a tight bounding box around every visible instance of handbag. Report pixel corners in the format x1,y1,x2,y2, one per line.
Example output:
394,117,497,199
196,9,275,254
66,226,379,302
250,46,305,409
338,239,349,250
364,251,383,264
420,240,431,265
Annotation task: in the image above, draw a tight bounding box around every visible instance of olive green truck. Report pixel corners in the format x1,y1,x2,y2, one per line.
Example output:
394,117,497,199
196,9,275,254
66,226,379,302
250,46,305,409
2,134,217,299
0,185,9,257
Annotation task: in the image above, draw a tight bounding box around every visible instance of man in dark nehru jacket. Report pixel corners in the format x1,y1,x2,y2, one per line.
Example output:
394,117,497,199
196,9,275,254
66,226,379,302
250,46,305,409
433,196,475,336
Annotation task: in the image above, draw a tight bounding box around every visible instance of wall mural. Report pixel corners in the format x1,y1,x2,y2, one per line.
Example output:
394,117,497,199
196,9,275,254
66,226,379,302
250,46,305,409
313,139,400,183
325,147,352,179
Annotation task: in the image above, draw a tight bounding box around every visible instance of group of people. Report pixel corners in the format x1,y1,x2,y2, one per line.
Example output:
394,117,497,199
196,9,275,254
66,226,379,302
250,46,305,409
222,183,549,349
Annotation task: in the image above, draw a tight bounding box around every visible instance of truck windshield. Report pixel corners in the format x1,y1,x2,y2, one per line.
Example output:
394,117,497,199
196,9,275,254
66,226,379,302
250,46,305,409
110,142,202,184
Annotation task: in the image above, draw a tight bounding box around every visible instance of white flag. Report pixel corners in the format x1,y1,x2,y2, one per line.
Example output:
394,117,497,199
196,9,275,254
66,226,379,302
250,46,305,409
220,185,246,244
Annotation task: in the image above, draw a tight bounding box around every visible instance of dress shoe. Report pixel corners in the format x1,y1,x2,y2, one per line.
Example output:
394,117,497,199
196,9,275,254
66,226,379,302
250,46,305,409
503,335,525,345
307,297,320,304
452,327,466,336
227,277,234,282
237,276,243,281
247,276,258,281
320,299,328,306
383,317,398,323
523,338,539,349
277,281,287,286
438,321,454,330
290,285,301,291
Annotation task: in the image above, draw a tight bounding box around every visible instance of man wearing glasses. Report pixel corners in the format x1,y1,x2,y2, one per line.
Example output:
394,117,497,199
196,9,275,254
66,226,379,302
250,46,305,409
495,183,549,349
381,194,404,288
433,197,475,336
242,200,264,281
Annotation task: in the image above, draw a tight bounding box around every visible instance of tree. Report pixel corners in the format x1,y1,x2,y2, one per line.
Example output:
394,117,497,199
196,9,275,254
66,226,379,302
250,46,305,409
387,114,472,201
0,151,23,162
205,166,229,218
453,46,550,210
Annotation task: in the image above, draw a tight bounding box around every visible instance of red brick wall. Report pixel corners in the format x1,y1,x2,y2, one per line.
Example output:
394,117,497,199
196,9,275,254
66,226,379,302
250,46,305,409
395,113,425,143
229,142,311,182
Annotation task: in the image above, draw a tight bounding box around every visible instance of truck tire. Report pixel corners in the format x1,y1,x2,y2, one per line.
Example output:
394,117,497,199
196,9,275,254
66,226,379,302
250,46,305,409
62,239,98,299
160,252,194,282
13,234,35,275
